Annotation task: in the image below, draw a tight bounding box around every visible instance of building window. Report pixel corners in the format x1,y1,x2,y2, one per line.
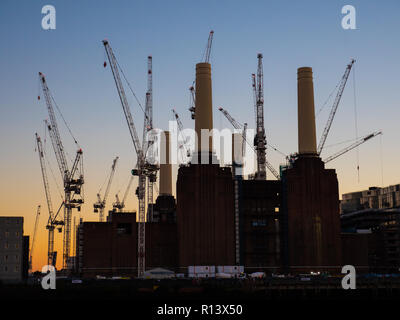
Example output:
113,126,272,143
15,232,19,237
15,266,19,272
252,220,267,227
4,255,8,261
15,244,19,249
5,231,9,237
5,243,8,249
116,223,132,235
275,207,279,213
4,266,7,272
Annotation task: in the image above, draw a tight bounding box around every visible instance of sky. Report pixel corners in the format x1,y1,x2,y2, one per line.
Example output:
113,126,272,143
0,0,399,272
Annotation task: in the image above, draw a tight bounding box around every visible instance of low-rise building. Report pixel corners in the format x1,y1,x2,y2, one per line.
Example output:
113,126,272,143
0,217,25,283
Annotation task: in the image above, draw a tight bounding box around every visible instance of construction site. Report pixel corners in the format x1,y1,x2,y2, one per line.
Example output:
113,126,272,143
15,29,396,286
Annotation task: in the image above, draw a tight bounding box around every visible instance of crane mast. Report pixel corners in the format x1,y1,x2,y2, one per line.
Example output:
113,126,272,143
113,174,134,211
35,133,64,266
94,156,119,221
29,205,41,271
323,131,382,164
142,56,156,222
38,73,84,270
103,39,157,277
204,30,214,63
253,54,267,180
218,107,280,180
172,109,191,163
317,59,355,155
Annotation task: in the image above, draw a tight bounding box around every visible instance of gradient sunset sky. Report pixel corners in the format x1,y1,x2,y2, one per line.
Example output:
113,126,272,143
0,0,399,271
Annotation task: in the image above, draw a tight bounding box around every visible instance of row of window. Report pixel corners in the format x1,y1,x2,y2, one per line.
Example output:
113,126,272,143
3,243,20,249
2,266,19,272
1,219,21,224
3,255,20,262
3,231,20,237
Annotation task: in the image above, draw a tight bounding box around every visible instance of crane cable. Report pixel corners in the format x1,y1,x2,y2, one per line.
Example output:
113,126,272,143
352,62,360,182
49,92,80,149
115,56,146,116
316,78,341,117
379,134,384,187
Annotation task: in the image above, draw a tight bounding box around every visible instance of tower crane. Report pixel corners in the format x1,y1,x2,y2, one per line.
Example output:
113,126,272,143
217,107,247,157
252,54,267,180
188,86,196,120
93,156,119,221
29,205,41,271
113,173,134,212
142,56,157,221
317,59,355,155
172,109,191,163
218,107,281,180
204,30,214,63
323,131,382,164
35,133,64,267
103,39,158,278
38,72,84,270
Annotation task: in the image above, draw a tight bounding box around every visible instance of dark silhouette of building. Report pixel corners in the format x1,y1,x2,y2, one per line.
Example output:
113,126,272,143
177,164,235,268
76,210,177,278
341,208,400,273
281,67,342,273
239,180,281,270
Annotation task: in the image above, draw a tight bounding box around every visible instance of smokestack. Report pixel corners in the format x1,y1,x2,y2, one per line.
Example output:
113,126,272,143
195,62,213,154
232,133,243,177
159,131,172,196
297,67,317,155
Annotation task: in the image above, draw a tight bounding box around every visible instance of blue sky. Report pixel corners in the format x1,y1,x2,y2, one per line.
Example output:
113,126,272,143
1,1,399,262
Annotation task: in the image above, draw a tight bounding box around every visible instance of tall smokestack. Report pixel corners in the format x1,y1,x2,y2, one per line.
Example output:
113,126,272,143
297,67,317,155
195,62,213,154
159,131,172,196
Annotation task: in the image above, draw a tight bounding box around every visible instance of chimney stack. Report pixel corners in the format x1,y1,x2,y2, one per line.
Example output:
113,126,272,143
232,133,243,177
297,67,317,155
195,62,213,154
159,131,172,196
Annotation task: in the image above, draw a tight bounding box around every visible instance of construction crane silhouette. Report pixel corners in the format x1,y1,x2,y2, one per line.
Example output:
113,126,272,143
218,107,280,180
252,54,267,180
38,73,84,270
93,156,119,221
103,40,158,278
29,205,41,271
113,173,134,212
324,131,382,163
318,59,355,155
172,109,191,163
35,133,64,267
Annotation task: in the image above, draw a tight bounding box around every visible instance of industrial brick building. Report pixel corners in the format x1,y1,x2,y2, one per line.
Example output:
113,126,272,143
75,60,349,278
76,211,177,277
176,62,235,268
280,67,342,273
177,164,235,268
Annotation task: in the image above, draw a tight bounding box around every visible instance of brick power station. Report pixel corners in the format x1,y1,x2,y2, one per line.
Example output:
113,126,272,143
76,60,344,277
